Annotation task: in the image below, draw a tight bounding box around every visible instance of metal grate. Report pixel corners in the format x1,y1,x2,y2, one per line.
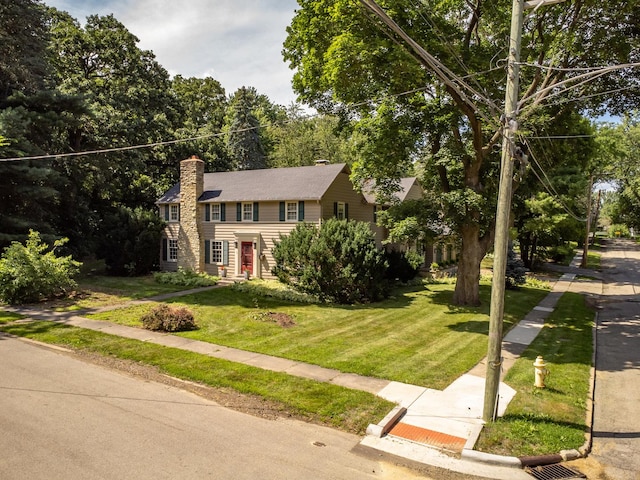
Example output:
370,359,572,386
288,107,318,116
525,464,586,480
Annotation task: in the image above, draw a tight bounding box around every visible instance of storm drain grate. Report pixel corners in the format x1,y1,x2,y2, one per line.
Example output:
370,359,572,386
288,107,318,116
525,463,586,480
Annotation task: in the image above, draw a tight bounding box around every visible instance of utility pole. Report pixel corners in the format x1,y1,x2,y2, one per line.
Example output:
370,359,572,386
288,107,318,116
581,175,594,268
483,0,567,423
483,0,525,423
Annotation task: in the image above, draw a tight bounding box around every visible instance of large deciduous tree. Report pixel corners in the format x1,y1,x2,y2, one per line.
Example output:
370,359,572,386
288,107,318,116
283,0,639,305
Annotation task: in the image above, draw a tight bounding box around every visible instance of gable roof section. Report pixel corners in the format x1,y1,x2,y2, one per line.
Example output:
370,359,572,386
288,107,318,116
361,177,422,205
157,163,350,204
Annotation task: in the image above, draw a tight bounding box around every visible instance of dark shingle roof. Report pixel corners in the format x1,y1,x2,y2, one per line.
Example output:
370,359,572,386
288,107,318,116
157,163,350,204
361,177,421,204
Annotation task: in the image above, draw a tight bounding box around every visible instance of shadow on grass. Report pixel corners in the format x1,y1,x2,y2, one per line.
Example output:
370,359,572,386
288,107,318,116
499,412,586,432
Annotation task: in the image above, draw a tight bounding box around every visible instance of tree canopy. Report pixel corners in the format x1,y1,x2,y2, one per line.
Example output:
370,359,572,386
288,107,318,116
283,0,640,305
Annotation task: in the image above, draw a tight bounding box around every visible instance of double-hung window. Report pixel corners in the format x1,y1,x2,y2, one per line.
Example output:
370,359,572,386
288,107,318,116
336,202,346,220
286,202,298,221
242,202,253,221
211,204,221,221
169,204,179,222
168,239,178,262
210,240,223,264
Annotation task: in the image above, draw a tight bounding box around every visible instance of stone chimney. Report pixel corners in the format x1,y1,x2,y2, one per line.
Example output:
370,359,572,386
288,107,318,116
178,156,204,272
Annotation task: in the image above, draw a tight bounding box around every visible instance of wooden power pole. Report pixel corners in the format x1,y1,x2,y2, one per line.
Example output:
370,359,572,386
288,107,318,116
483,0,567,422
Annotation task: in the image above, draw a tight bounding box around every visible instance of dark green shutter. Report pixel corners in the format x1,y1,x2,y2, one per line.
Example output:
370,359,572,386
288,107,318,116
177,205,180,221
345,203,349,219
253,202,259,222
164,205,169,221
205,204,210,222
298,201,305,221
204,240,210,264
279,202,285,221
333,202,338,217
220,203,226,222
236,202,242,221
222,240,229,265
162,238,168,261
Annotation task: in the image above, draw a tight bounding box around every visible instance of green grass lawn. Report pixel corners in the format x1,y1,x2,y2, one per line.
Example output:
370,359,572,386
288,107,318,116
46,275,198,311
0,310,25,324
0,321,393,435
88,278,550,389
476,291,593,456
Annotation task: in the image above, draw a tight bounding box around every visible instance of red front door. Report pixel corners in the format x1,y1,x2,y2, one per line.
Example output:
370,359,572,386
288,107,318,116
241,242,253,274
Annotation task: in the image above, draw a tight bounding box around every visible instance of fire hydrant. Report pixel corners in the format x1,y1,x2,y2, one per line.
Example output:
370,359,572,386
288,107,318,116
533,356,549,388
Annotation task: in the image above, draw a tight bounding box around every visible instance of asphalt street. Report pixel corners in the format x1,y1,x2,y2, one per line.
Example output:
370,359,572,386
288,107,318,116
0,336,432,480
589,239,640,480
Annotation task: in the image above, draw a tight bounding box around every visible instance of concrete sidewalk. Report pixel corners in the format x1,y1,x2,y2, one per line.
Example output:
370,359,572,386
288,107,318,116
4,257,600,479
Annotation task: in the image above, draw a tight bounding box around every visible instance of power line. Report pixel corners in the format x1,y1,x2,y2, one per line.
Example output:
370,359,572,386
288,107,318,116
0,126,260,163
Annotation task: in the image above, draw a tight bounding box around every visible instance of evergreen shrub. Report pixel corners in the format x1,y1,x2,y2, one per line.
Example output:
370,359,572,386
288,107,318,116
272,219,388,304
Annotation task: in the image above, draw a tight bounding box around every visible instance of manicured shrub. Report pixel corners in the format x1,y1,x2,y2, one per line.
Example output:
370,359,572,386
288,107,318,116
141,304,197,332
272,219,388,304
0,230,81,304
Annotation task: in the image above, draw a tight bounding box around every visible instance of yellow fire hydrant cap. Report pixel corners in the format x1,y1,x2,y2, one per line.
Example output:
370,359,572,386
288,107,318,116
533,356,546,367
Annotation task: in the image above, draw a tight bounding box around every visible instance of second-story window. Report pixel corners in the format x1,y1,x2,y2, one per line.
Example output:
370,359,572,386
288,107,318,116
286,202,298,221
243,202,253,221
211,204,221,221
336,202,346,220
170,204,179,222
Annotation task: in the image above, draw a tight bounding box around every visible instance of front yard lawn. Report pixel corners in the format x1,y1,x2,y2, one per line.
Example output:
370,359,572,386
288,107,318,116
476,291,593,456
89,279,550,389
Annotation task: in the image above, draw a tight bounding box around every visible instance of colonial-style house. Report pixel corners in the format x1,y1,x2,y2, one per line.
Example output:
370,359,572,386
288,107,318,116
156,156,423,279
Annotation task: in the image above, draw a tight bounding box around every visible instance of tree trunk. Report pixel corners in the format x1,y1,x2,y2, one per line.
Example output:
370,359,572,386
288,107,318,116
452,223,487,306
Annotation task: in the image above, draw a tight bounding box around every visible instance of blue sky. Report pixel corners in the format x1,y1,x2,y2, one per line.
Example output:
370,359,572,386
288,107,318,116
45,0,301,106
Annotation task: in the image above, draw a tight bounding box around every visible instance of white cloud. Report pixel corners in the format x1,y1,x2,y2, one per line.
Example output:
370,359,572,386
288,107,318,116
45,0,300,105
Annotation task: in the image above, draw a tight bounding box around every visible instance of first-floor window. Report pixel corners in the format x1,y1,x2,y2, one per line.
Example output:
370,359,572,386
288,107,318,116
211,240,223,264
168,239,178,262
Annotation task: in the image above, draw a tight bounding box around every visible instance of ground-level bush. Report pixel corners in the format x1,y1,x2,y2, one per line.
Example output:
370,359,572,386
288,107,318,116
0,230,81,304
153,268,218,287
384,249,422,282
272,219,388,304
141,304,197,332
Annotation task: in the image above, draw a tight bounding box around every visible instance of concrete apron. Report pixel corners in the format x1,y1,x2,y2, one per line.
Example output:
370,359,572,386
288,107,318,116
361,270,583,478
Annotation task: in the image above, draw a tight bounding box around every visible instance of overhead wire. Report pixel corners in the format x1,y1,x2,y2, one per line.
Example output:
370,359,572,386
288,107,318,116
519,135,588,222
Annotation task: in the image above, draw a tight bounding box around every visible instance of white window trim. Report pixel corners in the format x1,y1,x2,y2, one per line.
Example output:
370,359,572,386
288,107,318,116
286,201,298,222
168,238,178,262
336,202,346,220
169,204,179,222
242,202,253,222
211,203,221,222
210,240,223,264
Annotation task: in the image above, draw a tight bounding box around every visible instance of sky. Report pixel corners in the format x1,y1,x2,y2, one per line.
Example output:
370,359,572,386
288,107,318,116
44,0,302,107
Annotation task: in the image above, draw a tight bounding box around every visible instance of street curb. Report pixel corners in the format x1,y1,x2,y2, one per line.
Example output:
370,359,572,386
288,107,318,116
366,406,406,437
461,449,522,467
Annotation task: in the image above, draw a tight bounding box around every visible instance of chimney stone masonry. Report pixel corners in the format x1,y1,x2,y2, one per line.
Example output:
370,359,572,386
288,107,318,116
178,156,204,272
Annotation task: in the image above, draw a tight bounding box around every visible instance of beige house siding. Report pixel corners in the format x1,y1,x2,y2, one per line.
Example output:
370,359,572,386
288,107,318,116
159,222,180,272
157,159,423,277
321,171,374,223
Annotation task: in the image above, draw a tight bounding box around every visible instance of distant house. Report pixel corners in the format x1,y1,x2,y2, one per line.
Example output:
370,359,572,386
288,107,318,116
156,156,424,279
